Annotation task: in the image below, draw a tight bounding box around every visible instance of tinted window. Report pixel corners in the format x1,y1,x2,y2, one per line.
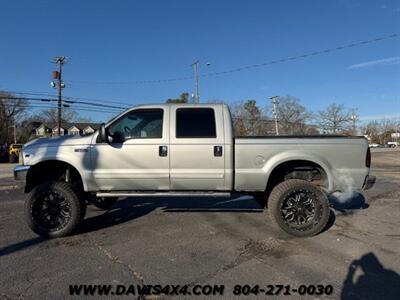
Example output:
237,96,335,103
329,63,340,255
176,108,216,138
108,109,163,142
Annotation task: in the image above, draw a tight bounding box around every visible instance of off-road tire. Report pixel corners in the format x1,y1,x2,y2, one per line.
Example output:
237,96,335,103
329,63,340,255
268,179,330,237
25,181,86,238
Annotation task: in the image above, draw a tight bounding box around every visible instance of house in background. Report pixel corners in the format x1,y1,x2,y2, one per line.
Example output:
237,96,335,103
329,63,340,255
67,125,81,135
35,124,49,136
51,127,66,136
35,122,101,137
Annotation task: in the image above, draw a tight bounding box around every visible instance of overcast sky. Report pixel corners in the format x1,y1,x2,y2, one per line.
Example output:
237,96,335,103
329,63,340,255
0,0,399,122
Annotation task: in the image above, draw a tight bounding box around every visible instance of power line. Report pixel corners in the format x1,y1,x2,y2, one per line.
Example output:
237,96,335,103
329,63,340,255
0,96,57,102
1,96,125,111
3,91,58,98
67,33,400,85
5,91,132,107
63,96,132,107
63,99,127,110
9,103,122,114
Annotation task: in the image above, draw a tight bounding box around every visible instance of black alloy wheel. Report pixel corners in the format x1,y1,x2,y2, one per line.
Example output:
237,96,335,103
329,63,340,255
268,179,330,237
26,182,85,238
31,189,72,231
280,190,317,227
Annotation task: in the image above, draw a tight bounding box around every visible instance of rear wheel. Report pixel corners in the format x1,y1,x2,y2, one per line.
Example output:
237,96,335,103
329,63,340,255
268,179,330,237
25,182,85,238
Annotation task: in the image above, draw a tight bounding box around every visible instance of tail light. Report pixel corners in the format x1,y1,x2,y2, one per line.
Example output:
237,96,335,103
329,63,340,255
366,147,371,168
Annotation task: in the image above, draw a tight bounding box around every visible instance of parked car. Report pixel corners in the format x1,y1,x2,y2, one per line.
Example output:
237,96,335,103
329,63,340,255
8,144,23,163
387,141,399,148
369,143,380,148
14,103,375,238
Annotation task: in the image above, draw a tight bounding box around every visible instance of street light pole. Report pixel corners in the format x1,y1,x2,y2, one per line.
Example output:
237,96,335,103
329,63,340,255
192,60,200,103
270,96,279,135
350,108,358,136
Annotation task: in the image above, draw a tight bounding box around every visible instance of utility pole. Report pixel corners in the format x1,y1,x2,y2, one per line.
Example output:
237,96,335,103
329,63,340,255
191,60,200,103
52,56,66,136
13,124,16,144
7,124,17,144
270,96,279,135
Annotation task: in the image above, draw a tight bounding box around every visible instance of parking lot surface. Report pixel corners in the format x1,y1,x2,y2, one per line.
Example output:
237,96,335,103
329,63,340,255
0,150,399,299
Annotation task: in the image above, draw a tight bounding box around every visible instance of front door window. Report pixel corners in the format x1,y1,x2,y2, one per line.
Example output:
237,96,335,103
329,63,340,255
108,109,163,143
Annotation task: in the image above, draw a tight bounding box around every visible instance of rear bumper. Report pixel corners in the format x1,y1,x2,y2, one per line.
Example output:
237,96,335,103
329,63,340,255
363,175,376,190
14,165,30,182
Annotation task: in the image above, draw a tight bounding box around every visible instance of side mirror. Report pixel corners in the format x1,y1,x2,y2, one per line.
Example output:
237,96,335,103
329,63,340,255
98,123,108,143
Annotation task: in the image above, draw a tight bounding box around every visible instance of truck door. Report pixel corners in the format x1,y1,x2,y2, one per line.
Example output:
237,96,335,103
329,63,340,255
169,106,226,190
91,107,170,190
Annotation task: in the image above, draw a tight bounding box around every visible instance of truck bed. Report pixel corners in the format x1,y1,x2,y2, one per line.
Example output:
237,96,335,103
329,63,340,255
233,135,369,193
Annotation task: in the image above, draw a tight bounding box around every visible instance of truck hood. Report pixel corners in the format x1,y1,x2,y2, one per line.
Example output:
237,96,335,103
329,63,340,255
24,134,95,149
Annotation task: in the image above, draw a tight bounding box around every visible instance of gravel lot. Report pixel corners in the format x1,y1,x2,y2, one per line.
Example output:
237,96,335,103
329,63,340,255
0,150,399,299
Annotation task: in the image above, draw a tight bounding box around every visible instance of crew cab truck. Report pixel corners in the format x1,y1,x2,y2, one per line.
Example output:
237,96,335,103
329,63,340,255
14,103,375,238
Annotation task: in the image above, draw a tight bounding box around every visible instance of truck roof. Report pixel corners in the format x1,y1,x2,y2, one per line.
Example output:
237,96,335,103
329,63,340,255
133,103,228,109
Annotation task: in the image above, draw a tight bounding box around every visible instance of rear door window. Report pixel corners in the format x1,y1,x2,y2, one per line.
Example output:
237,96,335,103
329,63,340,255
176,108,216,138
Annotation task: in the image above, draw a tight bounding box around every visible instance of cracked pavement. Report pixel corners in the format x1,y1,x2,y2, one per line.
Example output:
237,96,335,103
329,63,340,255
0,150,399,299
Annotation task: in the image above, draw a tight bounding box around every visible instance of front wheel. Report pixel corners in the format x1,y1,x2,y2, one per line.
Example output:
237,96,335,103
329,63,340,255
268,179,330,237
25,182,86,238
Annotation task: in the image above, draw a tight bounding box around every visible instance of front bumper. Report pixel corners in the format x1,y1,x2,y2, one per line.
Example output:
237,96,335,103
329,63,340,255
363,175,376,190
14,165,30,182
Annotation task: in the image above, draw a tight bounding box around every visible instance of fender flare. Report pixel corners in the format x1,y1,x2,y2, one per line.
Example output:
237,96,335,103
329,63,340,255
262,151,334,191
27,157,88,191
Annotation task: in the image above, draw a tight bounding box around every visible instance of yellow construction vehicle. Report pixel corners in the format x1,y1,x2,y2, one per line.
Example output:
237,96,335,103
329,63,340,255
8,144,23,163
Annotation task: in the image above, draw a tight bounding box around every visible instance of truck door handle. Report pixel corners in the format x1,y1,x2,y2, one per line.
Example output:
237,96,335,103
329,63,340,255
214,146,223,157
159,145,168,157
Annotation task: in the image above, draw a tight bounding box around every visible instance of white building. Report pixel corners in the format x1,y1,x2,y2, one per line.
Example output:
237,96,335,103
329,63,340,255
35,123,100,137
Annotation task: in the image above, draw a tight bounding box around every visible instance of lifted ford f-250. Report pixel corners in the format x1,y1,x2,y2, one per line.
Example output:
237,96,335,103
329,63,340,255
15,103,375,238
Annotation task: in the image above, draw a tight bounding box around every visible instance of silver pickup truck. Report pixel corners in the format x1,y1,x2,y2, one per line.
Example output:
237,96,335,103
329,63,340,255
15,103,375,238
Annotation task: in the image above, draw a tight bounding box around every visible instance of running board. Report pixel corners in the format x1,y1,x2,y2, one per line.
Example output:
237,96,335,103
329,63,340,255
96,191,231,198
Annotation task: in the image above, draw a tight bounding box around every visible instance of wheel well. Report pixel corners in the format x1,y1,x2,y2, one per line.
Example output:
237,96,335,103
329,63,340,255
25,160,83,193
265,160,328,196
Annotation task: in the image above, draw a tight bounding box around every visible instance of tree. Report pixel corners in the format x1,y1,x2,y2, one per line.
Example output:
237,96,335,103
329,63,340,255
39,107,77,124
166,93,189,103
0,91,29,144
231,100,271,136
274,96,312,134
206,99,226,104
362,121,380,143
18,117,43,142
317,103,351,134
363,119,398,144
378,119,397,144
74,115,93,123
